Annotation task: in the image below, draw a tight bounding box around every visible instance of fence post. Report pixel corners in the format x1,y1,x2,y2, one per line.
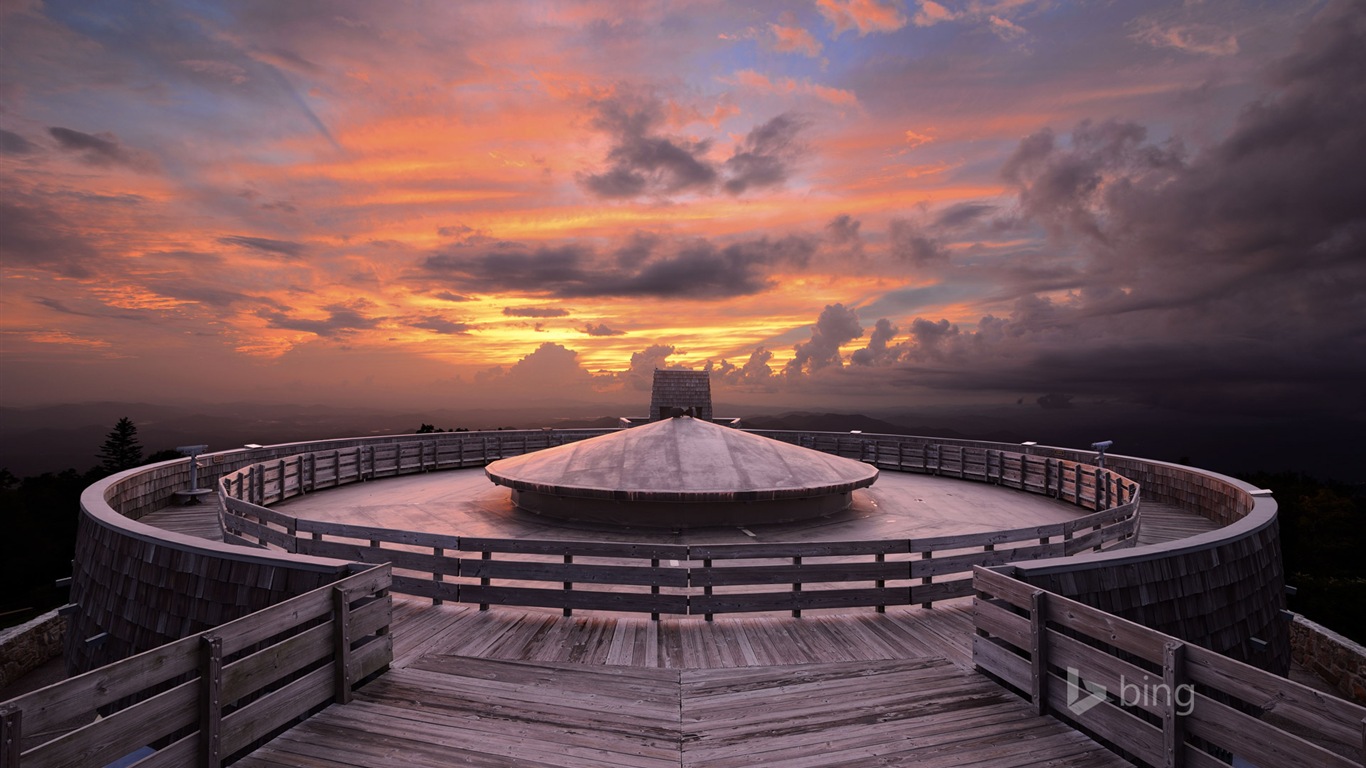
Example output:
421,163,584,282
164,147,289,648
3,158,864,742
201,634,223,768
921,550,933,609
704,558,714,622
1030,591,1048,716
563,554,574,617
876,552,887,614
433,547,444,606
651,558,661,622
1,704,21,768
791,555,802,618
480,551,491,611
1163,641,1186,768
333,587,353,704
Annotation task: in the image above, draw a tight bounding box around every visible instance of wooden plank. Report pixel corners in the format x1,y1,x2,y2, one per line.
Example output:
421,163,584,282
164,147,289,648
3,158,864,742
1,705,19,768
459,537,688,559
909,577,973,604
972,565,1039,608
691,560,910,586
295,519,460,550
1042,590,1170,664
21,679,197,768
463,559,690,587
200,635,222,768
972,596,1030,650
220,565,390,656
689,540,909,559
1045,669,1165,767
1162,641,1184,768
295,538,458,574
1184,643,1366,750
459,585,690,614
333,587,352,704
220,666,334,756
1030,590,1046,716
910,541,1068,578
4,633,201,734
689,587,910,615
1185,692,1358,768
389,575,461,602
1045,630,1164,718
972,635,1030,693
126,733,195,768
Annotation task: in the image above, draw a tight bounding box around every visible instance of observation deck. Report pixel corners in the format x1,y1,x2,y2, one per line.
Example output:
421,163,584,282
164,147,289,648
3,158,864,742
3,427,1360,768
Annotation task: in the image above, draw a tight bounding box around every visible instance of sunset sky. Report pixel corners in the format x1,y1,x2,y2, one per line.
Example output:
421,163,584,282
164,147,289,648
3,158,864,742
2,0,1363,420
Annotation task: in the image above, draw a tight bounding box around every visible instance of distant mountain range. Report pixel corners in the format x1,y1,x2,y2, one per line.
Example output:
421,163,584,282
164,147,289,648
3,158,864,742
1,400,1361,483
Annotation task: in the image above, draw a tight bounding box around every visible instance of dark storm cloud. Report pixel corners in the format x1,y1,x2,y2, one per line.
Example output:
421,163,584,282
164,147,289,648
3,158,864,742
578,90,717,198
935,202,998,229
884,0,1366,412
711,347,776,387
723,113,808,194
48,127,157,171
786,303,863,376
502,307,570,318
423,233,814,300
36,297,148,321
0,129,37,155
887,218,946,265
850,318,898,366
144,282,256,308
0,200,99,278
259,303,381,337
217,235,308,259
581,323,626,336
434,291,474,302
410,317,473,335
579,90,808,199
826,214,863,253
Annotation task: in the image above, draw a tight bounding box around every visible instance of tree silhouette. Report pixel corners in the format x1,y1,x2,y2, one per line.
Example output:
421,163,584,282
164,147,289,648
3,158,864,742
98,417,144,474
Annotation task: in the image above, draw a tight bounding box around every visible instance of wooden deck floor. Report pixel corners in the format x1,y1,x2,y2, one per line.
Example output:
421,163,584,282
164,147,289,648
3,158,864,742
1134,501,1221,546
137,502,224,541
239,600,1127,767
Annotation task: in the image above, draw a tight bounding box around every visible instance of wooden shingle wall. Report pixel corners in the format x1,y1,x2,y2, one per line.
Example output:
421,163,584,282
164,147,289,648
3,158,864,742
649,369,712,422
64,468,350,675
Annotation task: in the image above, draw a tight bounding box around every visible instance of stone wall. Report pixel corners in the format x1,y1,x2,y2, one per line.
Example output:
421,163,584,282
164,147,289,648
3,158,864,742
0,610,67,690
1291,614,1366,704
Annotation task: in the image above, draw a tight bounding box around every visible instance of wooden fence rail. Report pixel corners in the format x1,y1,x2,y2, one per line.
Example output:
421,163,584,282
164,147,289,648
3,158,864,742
0,566,392,768
972,565,1366,768
217,436,1141,619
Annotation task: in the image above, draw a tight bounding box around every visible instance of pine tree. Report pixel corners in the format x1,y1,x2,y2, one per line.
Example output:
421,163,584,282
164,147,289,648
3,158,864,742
98,417,144,474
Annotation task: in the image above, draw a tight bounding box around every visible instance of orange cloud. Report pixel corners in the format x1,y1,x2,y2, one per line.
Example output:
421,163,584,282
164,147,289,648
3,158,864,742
726,69,858,106
818,0,909,36
769,23,823,57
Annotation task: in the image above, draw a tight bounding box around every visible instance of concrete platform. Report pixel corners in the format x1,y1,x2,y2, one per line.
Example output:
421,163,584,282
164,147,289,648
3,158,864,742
275,468,1088,545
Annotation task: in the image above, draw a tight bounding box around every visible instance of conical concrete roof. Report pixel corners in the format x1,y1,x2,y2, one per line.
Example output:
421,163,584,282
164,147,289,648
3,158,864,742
485,416,877,503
